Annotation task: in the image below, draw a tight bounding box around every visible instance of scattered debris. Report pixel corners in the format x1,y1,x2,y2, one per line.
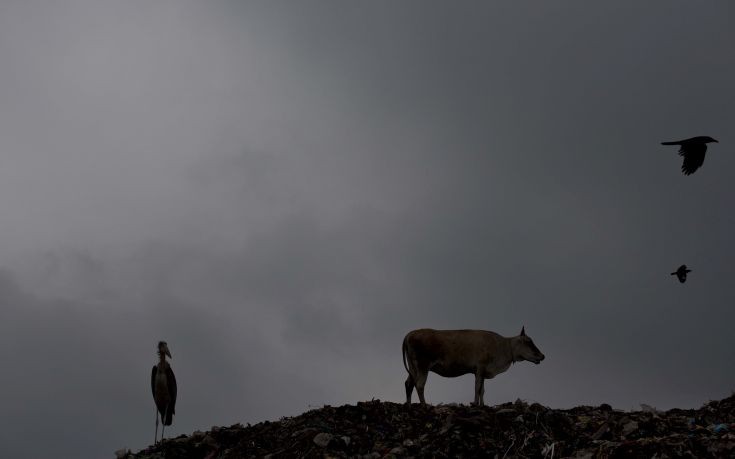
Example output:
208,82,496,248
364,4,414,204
640,403,661,416
621,419,639,436
313,432,333,448
130,394,735,458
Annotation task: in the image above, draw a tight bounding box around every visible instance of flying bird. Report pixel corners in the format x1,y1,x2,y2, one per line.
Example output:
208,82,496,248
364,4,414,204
151,341,177,445
670,264,691,283
661,136,718,175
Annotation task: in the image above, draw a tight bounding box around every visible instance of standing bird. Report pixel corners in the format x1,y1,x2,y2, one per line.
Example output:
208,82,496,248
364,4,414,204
151,341,177,444
671,264,692,283
661,136,718,175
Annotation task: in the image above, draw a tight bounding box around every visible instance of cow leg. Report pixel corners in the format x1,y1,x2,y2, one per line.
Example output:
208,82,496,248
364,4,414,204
474,373,485,406
405,374,415,405
415,370,428,405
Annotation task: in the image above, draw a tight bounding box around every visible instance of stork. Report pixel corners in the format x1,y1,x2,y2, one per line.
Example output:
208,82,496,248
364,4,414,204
151,341,177,444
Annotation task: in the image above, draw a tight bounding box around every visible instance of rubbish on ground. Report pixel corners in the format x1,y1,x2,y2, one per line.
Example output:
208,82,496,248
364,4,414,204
128,394,735,458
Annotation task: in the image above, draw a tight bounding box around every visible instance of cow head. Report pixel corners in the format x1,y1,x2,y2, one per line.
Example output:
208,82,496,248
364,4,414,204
513,326,545,364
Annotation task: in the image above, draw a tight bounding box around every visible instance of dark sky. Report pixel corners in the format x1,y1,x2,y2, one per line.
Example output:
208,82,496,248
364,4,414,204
1,1,734,457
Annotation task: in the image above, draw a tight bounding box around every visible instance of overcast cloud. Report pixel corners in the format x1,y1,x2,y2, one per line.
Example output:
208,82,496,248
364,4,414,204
1,1,734,457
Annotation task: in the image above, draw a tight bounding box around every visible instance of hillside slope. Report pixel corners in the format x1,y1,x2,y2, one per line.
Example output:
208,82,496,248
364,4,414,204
127,395,735,458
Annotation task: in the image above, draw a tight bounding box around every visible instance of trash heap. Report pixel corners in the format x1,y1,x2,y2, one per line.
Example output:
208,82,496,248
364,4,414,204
127,394,735,458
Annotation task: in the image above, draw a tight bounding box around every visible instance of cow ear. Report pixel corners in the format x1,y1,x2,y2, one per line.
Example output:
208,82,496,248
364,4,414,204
520,326,526,336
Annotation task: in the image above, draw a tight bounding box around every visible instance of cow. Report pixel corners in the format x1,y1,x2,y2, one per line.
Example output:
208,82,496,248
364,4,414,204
402,327,545,406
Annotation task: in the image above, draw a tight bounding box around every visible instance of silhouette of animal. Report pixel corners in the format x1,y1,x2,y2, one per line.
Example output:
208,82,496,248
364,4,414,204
402,327,545,406
151,341,177,444
661,136,718,175
671,264,691,283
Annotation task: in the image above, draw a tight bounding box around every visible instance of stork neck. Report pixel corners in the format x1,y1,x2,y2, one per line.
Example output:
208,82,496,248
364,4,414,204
158,352,168,365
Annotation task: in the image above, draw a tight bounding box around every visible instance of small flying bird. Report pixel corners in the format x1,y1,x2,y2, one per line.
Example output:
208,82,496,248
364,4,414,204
670,264,691,283
661,136,718,175
151,341,177,445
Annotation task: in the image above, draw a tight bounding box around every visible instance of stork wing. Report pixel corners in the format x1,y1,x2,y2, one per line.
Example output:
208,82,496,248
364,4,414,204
679,143,706,175
151,365,157,400
166,367,177,414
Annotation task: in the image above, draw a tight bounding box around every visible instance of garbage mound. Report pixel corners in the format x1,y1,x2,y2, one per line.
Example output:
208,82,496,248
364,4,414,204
127,394,735,458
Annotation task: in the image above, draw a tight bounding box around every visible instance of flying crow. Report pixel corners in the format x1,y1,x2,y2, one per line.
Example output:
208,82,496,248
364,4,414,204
661,136,718,175
670,264,691,283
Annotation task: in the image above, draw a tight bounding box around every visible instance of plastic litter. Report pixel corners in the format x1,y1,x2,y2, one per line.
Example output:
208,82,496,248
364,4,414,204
129,394,735,458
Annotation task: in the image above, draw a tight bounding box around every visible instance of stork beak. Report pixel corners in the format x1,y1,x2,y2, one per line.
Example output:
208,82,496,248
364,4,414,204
161,343,172,358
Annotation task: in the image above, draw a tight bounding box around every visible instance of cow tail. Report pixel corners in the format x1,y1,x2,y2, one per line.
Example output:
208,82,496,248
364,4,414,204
402,334,410,375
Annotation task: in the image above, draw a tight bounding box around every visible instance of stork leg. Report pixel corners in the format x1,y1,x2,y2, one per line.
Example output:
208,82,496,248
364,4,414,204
161,407,167,442
154,409,159,445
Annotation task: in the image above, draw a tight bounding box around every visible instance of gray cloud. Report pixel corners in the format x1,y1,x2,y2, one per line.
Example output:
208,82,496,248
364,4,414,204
1,1,734,457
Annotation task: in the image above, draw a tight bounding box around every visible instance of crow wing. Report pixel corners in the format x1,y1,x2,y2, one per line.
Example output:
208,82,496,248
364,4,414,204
679,142,707,175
